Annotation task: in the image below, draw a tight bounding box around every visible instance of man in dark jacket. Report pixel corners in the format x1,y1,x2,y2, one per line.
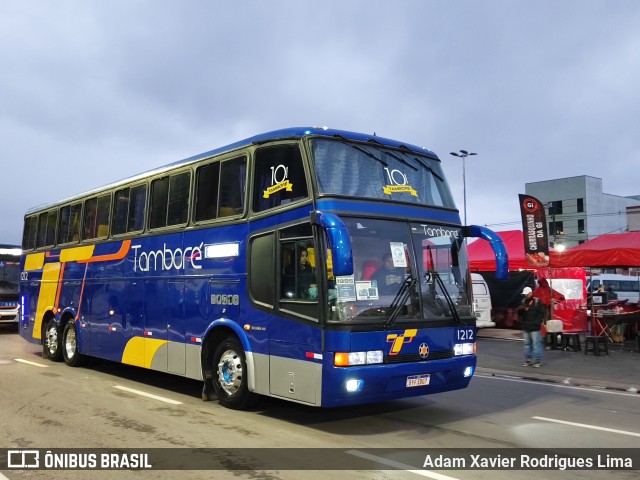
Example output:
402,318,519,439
518,286,545,367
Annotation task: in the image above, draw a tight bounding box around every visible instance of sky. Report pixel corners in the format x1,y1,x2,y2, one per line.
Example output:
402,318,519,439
2,0,640,245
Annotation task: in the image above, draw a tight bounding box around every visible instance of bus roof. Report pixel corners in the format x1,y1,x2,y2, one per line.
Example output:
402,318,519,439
25,127,438,215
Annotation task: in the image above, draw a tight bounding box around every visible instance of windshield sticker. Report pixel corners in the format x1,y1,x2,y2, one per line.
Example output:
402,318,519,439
263,164,293,198
383,167,418,197
390,242,407,268
356,280,379,300
383,184,418,196
335,275,356,301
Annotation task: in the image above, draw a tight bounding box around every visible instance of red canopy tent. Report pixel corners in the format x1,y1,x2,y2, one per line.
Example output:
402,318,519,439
467,230,588,332
467,230,531,271
551,232,640,267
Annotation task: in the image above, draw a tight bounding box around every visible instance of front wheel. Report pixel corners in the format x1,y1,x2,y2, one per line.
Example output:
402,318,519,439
211,337,257,410
43,318,62,362
62,321,85,367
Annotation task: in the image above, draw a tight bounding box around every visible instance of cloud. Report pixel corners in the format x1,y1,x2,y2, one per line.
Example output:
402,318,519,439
2,0,640,243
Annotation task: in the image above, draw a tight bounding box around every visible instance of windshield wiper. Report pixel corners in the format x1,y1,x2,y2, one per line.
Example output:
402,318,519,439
384,276,418,329
426,246,462,325
348,144,388,167
431,271,462,325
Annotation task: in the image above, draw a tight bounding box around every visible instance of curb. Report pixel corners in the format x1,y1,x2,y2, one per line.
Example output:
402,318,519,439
476,367,640,395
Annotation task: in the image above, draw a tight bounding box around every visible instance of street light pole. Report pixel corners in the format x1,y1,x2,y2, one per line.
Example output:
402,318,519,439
449,150,477,225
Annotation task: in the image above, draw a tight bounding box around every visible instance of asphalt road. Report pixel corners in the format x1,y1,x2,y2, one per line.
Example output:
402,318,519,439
1,326,638,480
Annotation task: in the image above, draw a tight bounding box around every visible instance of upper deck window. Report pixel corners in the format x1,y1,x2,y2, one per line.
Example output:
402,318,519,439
58,202,82,244
113,184,147,235
310,139,455,208
252,144,308,213
83,194,111,240
36,210,57,248
150,172,191,229
194,156,247,222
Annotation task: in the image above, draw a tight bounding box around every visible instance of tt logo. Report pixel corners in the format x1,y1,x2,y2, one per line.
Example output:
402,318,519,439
386,329,418,356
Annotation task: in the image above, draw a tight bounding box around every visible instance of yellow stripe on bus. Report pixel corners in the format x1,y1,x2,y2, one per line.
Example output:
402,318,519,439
60,245,95,263
122,337,168,369
33,262,62,339
24,253,45,271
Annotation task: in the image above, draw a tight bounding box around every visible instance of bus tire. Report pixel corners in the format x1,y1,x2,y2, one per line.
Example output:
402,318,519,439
212,337,257,410
44,318,63,362
62,321,85,367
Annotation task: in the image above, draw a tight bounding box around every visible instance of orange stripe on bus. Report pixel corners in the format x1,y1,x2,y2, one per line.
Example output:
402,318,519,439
54,262,65,312
78,239,132,264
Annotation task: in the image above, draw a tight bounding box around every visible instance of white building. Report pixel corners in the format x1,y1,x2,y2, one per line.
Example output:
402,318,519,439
525,176,640,248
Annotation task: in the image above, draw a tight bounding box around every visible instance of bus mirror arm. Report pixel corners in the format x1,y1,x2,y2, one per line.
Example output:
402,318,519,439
311,211,354,277
462,225,509,281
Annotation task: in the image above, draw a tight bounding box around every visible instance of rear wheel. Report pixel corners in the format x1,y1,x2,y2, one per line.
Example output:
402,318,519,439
62,321,85,367
211,337,257,409
44,318,62,362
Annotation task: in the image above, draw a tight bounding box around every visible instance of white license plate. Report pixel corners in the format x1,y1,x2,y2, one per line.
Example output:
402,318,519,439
406,374,430,387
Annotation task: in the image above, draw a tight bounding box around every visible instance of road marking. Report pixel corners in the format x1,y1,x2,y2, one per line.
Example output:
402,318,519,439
533,416,640,437
0,472,10,480
347,450,462,479
14,358,49,368
475,372,639,397
113,385,183,405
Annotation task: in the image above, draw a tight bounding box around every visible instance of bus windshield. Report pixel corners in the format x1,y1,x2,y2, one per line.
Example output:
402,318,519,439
311,138,455,208
327,218,473,325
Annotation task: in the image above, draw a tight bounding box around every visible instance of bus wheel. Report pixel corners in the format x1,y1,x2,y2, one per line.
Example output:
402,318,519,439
212,337,257,410
44,319,62,362
62,321,85,367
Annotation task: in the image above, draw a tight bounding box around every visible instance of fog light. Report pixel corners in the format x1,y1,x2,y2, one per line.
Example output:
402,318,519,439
464,366,474,378
346,379,364,392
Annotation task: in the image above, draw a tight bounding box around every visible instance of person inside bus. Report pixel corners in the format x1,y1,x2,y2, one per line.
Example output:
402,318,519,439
371,253,405,295
283,248,317,299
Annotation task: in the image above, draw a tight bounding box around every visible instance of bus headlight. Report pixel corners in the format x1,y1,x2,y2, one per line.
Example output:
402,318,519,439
454,342,476,356
334,350,384,367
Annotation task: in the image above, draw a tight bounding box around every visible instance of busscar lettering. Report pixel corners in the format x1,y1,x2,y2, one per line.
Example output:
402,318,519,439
131,243,203,272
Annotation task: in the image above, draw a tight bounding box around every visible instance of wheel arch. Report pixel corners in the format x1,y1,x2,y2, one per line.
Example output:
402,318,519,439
201,319,256,393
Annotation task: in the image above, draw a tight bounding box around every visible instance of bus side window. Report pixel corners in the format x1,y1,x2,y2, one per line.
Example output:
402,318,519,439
194,162,220,221
36,210,57,248
59,203,82,244
253,144,308,212
22,215,38,251
84,194,111,240
249,232,275,306
113,184,147,235
219,157,246,216
195,156,247,222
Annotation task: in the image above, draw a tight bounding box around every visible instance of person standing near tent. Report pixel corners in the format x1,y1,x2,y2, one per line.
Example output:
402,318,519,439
518,286,545,367
533,278,565,321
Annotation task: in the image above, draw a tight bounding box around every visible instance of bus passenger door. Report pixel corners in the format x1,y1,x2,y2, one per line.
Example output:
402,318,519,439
270,235,322,405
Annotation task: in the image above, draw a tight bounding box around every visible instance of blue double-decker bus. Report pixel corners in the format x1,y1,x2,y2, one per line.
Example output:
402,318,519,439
19,127,506,409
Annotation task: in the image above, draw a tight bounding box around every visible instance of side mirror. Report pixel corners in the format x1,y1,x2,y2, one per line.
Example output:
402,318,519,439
311,211,353,277
463,225,509,280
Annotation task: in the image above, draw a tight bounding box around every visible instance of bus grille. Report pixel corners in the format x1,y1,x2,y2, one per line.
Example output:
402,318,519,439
384,350,453,364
